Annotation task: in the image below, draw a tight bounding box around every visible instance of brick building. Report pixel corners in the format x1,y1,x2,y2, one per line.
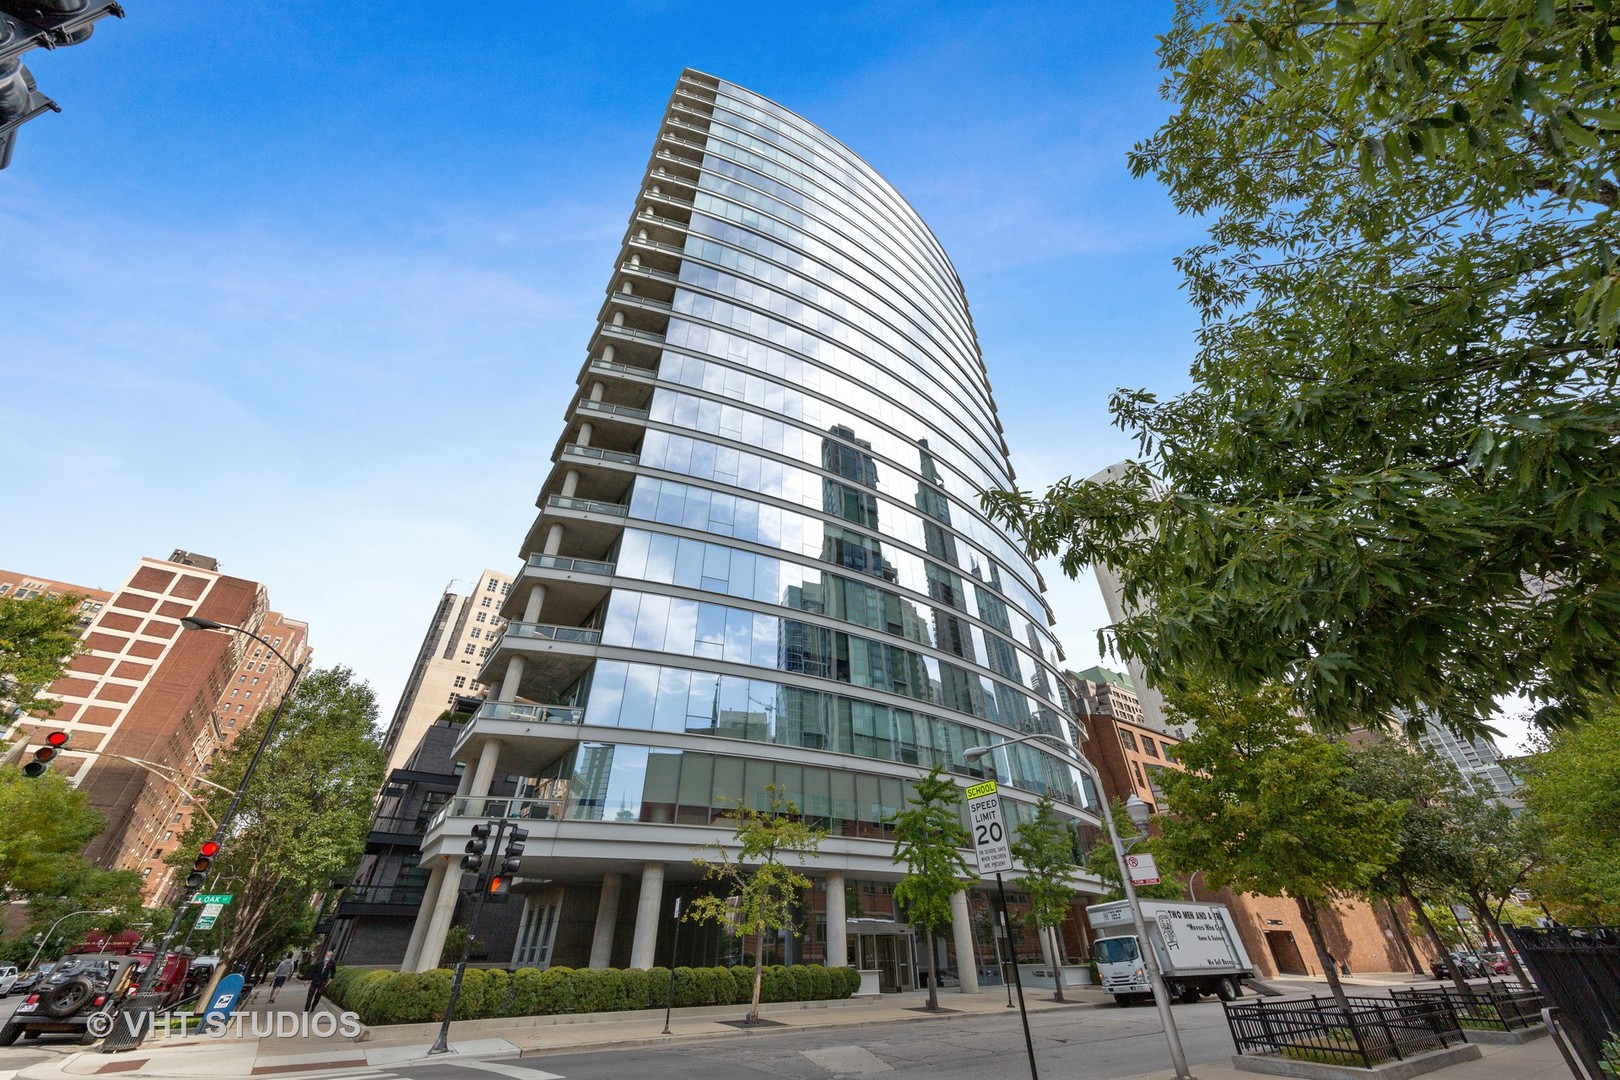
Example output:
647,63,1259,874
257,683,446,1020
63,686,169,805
1063,667,1429,978
4,551,309,902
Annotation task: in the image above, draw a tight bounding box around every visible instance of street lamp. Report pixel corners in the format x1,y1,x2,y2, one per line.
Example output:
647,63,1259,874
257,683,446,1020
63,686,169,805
965,732,1195,1080
135,617,308,994
26,909,117,972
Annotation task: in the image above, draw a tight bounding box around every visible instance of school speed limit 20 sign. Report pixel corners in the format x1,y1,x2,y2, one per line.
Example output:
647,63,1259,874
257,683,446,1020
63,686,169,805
965,780,1013,874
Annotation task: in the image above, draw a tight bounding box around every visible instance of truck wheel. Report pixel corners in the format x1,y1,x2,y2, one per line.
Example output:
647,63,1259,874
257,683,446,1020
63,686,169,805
0,1023,20,1046
1217,976,1242,1001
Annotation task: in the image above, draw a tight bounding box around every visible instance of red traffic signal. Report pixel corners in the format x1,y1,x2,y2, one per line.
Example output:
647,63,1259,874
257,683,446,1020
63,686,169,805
199,840,220,858
185,839,221,890
22,731,68,777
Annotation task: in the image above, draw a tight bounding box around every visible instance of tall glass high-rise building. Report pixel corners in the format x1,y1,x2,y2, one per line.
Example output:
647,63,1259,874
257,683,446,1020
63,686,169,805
404,70,1100,991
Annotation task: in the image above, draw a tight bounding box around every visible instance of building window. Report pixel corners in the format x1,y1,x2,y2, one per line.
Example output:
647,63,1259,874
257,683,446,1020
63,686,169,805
163,831,172,841
239,675,246,683
480,647,491,658
464,644,476,655
487,579,499,592
230,690,238,698
1133,761,1147,787
0,584,9,594
1142,737,1160,759
476,613,487,623
454,676,466,688
481,596,492,608
470,628,481,640
243,692,251,699
502,583,511,594
258,663,267,673
1118,730,1138,752
251,677,258,686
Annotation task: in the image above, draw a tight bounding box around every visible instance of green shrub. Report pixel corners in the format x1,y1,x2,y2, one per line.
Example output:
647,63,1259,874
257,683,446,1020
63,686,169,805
368,972,449,1025
799,964,833,1001
641,967,672,1009
507,968,546,1016
669,966,701,1007
832,966,861,998
761,964,792,1003
730,964,754,1003
537,966,575,1013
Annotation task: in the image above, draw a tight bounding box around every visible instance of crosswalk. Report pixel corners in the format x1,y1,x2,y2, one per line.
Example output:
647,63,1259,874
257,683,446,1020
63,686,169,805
247,1056,563,1080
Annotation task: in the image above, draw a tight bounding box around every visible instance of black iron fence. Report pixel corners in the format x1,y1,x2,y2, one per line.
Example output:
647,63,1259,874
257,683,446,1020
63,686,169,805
1224,995,1466,1068
1504,925,1620,1080
1390,983,1544,1032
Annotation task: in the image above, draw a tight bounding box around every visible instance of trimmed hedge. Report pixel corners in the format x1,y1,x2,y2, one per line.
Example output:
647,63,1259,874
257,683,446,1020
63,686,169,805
326,963,857,1026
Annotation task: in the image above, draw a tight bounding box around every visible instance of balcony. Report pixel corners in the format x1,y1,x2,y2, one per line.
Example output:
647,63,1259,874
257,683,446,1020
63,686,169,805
437,794,569,824
506,621,601,645
577,399,649,421
588,358,657,380
472,701,585,726
525,553,616,577
365,813,427,851
562,444,639,467
336,884,426,916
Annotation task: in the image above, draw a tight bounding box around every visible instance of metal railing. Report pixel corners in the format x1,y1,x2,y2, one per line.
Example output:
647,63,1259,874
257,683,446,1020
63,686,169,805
578,399,651,419
562,443,640,465
597,323,668,345
546,494,629,516
445,795,568,822
472,700,585,726
620,263,679,283
590,358,657,376
525,553,616,576
1224,995,1465,1068
505,621,602,645
1391,983,1544,1032
629,231,686,256
1505,924,1620,1079
339,884,427,908
366,813,428,837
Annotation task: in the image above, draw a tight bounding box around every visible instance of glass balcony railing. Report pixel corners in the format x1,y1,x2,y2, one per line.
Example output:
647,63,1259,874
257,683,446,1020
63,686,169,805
599,323,668,345
443,795,568,823
578,400,650,419
628,231,686,256
339,884,427,908
525,553,616,576
505,621,602,645
546,494,629,516
562,444,639,465
589,358,656,376
473,700,585,726
621,264,678,284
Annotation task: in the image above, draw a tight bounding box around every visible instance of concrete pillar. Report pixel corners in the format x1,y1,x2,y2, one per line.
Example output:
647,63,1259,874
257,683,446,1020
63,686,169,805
611,312,625,327
543,524,565,556
600,343,617,363
522,585,547,624
498,657,525,701
589,872,624,969
629,254,641,267
577,421,594,448
470,738,503,798
824,870,848,968
559,469,581,498
619,281,634,295
401,864,447,971
588,381,605,402
629,861,665,969
950,889,980,994
414,862,462,971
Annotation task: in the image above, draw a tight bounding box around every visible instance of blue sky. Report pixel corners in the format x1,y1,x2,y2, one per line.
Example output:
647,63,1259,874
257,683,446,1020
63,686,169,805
4,2,1329,743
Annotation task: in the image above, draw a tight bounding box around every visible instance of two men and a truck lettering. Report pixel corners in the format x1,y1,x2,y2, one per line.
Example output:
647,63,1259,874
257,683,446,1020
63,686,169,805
1086,899,1255,1007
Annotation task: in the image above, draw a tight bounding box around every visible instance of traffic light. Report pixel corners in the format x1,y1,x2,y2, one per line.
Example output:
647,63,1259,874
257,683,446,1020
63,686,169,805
487,874,510,902
0,1,124,170
501,827,528,875
460,822,491,872
184,839,220,890
22,730,68,777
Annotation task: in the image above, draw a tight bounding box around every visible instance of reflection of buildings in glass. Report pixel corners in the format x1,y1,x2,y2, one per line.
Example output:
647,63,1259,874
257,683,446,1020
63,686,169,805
397,69,1098,985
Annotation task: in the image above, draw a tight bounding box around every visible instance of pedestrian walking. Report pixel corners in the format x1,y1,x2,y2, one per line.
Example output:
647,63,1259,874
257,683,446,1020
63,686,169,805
304,951,336,1012
269,954,295,1003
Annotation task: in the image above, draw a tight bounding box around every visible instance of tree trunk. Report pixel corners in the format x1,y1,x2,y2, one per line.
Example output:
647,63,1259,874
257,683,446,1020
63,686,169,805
1406,888,1470,996
1384,899,1423,975
750,944,764,1023
1470,887,1531,987
1294,896,1351,1014
923,929,939,1011
1048,925,1066,1003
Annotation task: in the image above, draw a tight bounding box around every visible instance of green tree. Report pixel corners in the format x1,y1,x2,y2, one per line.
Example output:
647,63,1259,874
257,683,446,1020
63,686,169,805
1432,789,1537,984
1154,684,1403,1011
889,766,971,1012
166,666,384,971
1520,702,1620,922
0,591,84,718
0,769,107,902
1010,794,1079,1002
688,784,825,1022
982,0,1620,736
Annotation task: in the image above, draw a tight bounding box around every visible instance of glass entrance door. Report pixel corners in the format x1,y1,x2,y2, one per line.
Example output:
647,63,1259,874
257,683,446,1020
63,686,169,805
852,932,914,992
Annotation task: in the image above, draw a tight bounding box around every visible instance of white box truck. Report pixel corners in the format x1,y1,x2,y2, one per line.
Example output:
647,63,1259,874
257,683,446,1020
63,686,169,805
1087,899,1255,1006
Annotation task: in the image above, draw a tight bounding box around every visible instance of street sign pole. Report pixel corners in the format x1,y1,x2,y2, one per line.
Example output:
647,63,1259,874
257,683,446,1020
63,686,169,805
965,781,1037,1080
661,896,683,1035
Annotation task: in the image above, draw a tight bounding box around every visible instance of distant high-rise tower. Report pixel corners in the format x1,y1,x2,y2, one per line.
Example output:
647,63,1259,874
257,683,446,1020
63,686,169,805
403,71,1098,983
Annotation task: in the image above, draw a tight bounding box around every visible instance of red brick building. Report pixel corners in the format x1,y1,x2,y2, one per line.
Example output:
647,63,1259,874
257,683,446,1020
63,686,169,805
4,552,309,902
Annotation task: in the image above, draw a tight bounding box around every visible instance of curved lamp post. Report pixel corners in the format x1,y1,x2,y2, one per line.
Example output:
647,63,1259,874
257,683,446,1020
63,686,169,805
135,616,307,993
964,732,1194,1080
26,908,117,972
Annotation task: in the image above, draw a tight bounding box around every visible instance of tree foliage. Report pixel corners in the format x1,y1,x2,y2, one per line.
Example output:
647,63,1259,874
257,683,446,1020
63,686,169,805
983,0,1620,736
1520,700,1620,921
688,784,825,1022
1010,793,1080,1001
166,666,383,971
1154,683,1402,1008
1082,798,1189,903
0,591,84,718
888,765,970,1012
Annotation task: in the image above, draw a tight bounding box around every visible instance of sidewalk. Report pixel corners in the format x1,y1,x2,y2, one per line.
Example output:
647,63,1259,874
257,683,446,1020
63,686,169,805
1119,1036,1567,1080
14,985,1109,1079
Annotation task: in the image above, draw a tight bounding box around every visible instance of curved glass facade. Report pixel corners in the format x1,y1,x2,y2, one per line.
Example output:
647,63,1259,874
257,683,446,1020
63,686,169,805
481,70,1095,849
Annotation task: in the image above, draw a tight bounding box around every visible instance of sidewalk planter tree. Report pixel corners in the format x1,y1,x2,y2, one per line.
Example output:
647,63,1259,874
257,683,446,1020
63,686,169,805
1010,793,1078,1002
688,784,825,1023
1153,683,1402,1012
889,765,971,1012
1520,704,1620,923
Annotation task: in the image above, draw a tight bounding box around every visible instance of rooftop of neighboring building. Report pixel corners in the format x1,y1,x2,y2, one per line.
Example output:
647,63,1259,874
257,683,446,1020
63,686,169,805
1068,665,1135,691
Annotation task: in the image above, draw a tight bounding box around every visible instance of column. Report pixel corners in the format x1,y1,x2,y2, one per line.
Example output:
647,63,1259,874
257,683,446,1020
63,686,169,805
498,657,525,701
577,421,594,448
414,861,462,972
628,861,665,969
543,523,565,556
469,738,503,798
589,381,605,401
950,889,980,994
589,872,624,969
400,865,447,971
824,870,848,969
559,469,581,498
522,584,547,624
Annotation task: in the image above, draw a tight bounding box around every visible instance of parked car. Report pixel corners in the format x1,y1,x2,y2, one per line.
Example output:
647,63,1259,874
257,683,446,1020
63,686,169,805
9,963,55,998
0,966,18,997
1431,951,1490,979
0,950,191,1046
